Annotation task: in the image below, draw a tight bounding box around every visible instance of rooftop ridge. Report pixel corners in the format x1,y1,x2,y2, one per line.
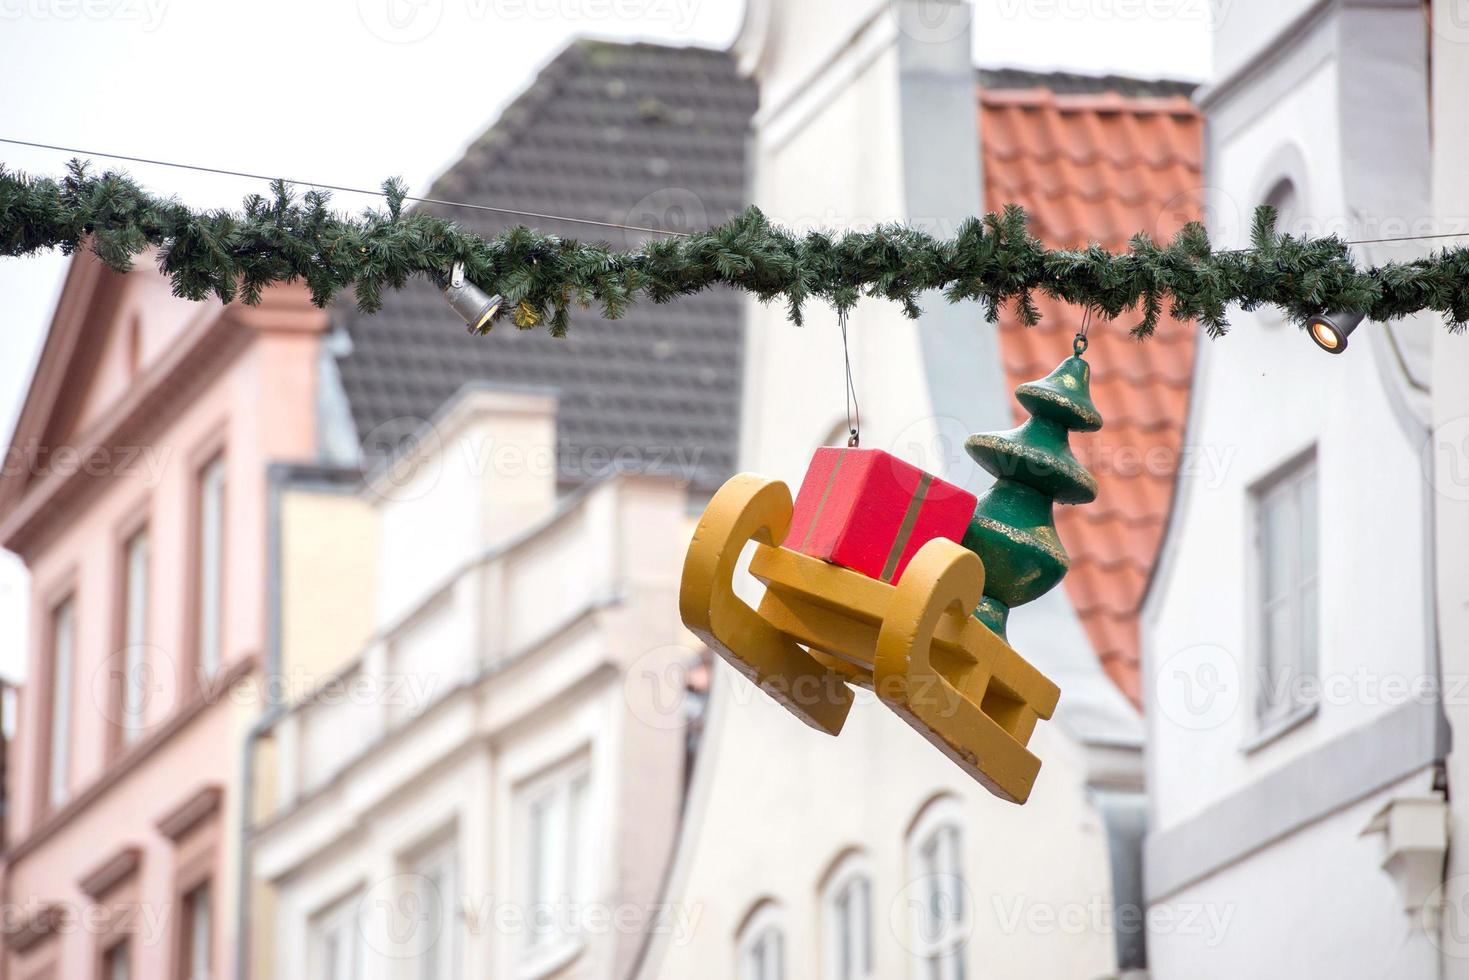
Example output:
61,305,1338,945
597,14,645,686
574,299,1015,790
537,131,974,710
978,65,1200,100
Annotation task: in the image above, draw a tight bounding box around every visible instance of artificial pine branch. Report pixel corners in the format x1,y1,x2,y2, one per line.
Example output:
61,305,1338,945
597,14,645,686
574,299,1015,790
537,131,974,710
2,160,1468,336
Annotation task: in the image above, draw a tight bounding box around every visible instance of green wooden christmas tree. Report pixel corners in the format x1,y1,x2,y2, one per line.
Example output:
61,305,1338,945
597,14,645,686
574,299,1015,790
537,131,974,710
962,344,1102,640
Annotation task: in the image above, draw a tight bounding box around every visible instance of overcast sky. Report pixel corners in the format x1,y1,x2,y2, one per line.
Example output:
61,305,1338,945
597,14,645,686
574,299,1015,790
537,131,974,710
0,0,1212,676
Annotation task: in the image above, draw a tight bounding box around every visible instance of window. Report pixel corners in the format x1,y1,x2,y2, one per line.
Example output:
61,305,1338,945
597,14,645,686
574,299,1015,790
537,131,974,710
311,895,362,980
518,760,593,956
1261,178,1300,239
180,882,212,980
47,596,76,810
1254,455,1319,729
127,314,143,377
120,528,149,747
195,455,226,680
822,855,872,980
409,840,458,980
737,903,786,980
906,798,969,980
104,940,131,980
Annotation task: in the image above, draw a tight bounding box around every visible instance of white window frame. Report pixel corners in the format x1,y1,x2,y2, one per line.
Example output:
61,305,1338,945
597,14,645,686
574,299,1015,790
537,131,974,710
310,892,364,980
48,595,76,809
183,880,213,980
736,901,786,980
905,797,969,980
515,755,595,975
1248,451,1320,743
407,835,460,980
120,528,149,746
196,454,226,680
821,852,873,980
104,938,131,980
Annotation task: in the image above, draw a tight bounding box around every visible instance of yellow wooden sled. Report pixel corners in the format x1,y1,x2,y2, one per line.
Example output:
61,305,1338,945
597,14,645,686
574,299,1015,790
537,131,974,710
680,473,1061,804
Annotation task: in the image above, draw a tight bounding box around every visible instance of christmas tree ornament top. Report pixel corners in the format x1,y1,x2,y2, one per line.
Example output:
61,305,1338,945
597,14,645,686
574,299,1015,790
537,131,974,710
962,340,1102,639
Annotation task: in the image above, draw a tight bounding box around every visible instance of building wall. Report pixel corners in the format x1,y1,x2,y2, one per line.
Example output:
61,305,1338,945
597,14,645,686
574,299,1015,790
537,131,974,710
1149,769,1437,980
251,389,692,980
1431,0,1469,970
1144,3,1438,973
1,271,327,980
1210,0,1321,83
650,685,1119,980
279,486,378,691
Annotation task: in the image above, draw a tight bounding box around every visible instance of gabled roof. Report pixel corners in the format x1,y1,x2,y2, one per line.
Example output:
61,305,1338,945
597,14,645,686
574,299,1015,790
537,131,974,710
333,40,757,493
0,254,119,520
978,74,1203,706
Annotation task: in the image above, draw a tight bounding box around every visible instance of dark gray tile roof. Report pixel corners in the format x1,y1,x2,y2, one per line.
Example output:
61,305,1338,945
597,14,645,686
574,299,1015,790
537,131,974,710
979,66,1198,100
334,40,757,492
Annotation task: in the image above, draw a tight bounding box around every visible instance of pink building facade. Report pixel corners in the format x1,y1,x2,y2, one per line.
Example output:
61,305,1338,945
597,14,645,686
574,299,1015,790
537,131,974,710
0,254,328,980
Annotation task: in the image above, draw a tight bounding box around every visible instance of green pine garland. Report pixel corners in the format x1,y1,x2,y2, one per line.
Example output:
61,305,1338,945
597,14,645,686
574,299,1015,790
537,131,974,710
3,159,1469,337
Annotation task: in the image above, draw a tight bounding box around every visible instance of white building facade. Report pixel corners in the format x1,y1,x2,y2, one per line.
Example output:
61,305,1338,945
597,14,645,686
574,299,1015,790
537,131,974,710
1143,1,1447,976
249,388,695,980
1430,0,1469,972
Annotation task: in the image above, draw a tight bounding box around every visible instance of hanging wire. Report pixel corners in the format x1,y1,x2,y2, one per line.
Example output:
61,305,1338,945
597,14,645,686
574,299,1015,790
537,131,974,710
0,136,691,239
1074,305,1093,357
839,310,861,447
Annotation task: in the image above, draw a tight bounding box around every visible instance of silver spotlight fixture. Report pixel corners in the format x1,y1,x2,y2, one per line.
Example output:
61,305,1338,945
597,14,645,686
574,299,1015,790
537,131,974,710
442,262,502,335
1306,310,1364,354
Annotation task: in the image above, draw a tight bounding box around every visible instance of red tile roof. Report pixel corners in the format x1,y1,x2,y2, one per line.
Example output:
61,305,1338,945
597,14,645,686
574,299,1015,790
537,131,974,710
978,85,1203,707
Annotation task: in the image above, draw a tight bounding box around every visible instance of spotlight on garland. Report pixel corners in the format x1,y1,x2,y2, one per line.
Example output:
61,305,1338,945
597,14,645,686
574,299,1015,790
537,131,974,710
442,262,502,335
679,340,1103,805
1307,310,1364,354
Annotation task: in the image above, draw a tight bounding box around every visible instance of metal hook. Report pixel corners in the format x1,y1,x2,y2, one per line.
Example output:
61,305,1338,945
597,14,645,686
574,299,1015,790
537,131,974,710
1074,306,1093,357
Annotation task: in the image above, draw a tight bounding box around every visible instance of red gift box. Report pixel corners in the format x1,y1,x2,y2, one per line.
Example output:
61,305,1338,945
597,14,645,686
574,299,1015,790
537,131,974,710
783,447,978,584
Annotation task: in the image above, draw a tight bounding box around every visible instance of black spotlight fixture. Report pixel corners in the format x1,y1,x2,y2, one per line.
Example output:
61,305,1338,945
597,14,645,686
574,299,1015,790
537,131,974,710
1306,310,1364,354
442,262,502,335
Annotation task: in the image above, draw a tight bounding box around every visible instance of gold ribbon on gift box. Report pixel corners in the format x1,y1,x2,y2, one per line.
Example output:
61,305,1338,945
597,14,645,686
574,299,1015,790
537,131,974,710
796,447,935,584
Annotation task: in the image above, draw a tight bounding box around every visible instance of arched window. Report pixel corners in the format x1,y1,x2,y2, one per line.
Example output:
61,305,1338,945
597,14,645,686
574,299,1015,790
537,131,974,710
1256,175,1303,330
821,851,873,980
736,900,786,980
1262,177,1300,239
905,796,970,980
